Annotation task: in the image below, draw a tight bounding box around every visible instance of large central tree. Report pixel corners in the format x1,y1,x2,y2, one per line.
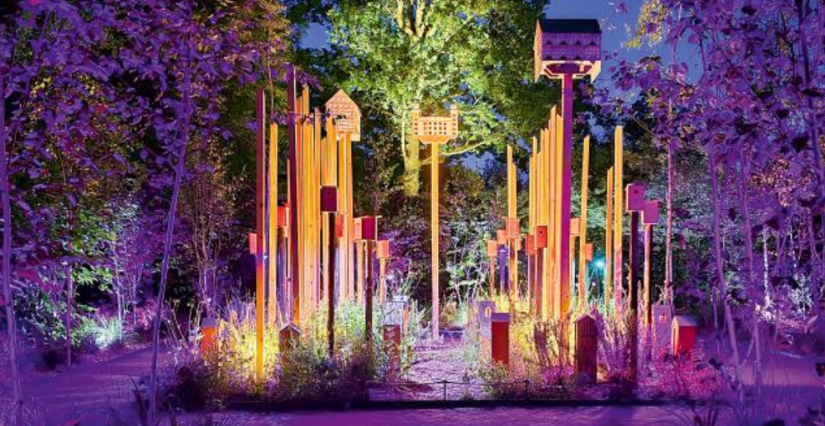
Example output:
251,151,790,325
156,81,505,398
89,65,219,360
329,0,552,196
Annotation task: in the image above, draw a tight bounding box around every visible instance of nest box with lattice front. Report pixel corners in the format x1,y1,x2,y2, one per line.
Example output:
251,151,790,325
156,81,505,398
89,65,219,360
534,18,602,81
325,90,361,141
412,104,459,145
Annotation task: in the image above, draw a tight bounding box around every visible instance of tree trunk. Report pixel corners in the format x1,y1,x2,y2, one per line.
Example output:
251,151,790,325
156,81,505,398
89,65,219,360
149,67,192,423
0,69,23,411
402,132,420,196
65,263,73,367
708,142,743,390
665,140,674,302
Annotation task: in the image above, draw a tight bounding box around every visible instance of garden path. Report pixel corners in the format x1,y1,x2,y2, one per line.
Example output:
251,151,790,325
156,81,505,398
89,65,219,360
3,345,171,426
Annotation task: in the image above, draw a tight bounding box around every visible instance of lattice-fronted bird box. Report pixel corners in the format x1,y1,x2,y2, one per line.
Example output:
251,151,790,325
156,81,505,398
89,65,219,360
643,200,660,226
534,18,602,81
625,183,647,212
571,217,581,236
535,225,548,248
412,104,459,145
277,205,289,229
487,239,498,258
376,239,391,259
671,315,699,356
325,90,361,141
355,216,379,241
320,186,338,213
505,217,520,239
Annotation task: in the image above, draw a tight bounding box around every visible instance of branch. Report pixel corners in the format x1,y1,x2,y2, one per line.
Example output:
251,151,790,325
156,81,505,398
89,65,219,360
420,140,489,165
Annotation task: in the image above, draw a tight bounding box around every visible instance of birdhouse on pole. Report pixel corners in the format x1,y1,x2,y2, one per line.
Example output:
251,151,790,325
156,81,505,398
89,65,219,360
534,19,602,81
325,90,361,141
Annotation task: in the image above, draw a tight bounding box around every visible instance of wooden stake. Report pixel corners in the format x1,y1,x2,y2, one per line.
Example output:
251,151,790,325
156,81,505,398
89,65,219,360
431,143,440,340
605,167,614,311
255,89,266,379
578,136,590,310
268,123,278,327
614,126,624,314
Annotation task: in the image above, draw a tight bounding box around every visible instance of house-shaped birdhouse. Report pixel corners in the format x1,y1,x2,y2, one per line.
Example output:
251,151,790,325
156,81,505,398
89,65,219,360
279,323,302,355
671,315,698,356
412,104,459,145
534,18,602,81
643,200,660,226
325,90,361,141
625,182,647,212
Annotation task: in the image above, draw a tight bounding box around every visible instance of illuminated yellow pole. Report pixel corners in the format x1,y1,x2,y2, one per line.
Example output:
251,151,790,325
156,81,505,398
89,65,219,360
578,136,590,310
254,90,265,379
337,134,350,300
605,167,614,311
507,145,518,306
431,142,440,339
553,110,564,319
614,126,624,314
268,123,278,326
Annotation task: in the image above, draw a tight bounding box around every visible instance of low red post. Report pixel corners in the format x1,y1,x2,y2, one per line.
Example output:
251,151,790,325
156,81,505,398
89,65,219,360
491,313,510,366
575,315,598,383
671,315,698,356
200,317,217,356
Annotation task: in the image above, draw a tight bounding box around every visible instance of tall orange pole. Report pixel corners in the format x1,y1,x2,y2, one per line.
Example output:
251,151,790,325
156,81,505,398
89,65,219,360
605,167,614,311
287,68,300,324
431,143,440,340
507,145,518,307
613,126,624,314
254,90,266,378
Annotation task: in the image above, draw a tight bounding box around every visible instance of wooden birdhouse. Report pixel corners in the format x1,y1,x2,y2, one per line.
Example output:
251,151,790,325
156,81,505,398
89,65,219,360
534,18,602,81
486,239,498,258
248,233,257,254
525,234,536,256
491,312,510,365
376,239,391,260
412,104,459,145
535,225,548,249
496,229,508,245
652,304,673,355
585,243,594,261
575,315,598,383
354,216,379,240
325,90,361,141
643,200,660,226
335,215,345,238
625,182,646,212
571,217,581,236
505,217,520,239
320,186,338,213
671,315,698,356
476,300,496,339
277,205,289,229
279,323,302,355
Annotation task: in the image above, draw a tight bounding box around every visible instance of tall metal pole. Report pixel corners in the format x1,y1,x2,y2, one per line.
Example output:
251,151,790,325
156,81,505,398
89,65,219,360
431,143,440,340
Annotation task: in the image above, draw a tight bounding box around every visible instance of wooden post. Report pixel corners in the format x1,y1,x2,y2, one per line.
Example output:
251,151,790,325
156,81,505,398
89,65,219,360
255,89,266,379
507,146,518,303
626,182,645,386
268,123,278,327
491,313,510,366
578,136,590,310
575,315,598,383
287,68,300,324
613,126,624,314
327,212,336,356
487,239,497,298
365,239,374,345
605,167,614,312
642,200,659,325
377,239,390,303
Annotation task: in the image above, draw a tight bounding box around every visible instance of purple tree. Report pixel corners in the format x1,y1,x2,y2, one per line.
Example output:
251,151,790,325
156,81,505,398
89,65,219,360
0,0,117,409
110,0,267,419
